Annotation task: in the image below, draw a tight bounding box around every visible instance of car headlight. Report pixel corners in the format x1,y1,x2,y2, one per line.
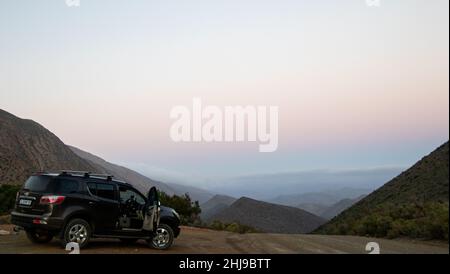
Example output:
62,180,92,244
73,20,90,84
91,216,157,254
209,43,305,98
172,209,180,219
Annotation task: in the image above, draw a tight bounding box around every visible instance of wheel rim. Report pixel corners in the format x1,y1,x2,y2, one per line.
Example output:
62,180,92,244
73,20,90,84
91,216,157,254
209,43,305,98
152,227,170,248
68,224,88,244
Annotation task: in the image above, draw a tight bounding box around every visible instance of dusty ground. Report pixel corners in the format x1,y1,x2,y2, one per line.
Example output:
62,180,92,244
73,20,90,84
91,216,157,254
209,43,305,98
0,225,448,254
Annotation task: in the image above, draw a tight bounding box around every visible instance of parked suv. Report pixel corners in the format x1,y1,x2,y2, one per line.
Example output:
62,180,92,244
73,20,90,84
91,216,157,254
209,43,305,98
11,171,180,250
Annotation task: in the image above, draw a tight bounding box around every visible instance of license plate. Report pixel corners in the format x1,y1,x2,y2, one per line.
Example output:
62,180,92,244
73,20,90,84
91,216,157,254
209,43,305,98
19,199,32,206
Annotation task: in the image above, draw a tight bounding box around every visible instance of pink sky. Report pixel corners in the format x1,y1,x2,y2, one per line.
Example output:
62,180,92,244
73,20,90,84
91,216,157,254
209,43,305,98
0,0,448,180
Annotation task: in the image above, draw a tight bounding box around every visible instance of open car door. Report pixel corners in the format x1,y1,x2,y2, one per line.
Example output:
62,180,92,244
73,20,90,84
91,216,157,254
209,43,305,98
142,186,160,232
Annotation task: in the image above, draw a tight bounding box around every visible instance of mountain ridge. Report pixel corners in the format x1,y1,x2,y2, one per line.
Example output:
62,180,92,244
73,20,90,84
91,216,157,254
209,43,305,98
200,194,237,220
0,109,212,203
0,109,100,184
208,196,326,234
316,141,449,240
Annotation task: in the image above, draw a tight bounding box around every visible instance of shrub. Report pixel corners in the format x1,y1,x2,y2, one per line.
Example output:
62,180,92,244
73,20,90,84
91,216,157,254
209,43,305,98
159,191,201,225
0,184,21,215
208,220,259,234
320,201,449,241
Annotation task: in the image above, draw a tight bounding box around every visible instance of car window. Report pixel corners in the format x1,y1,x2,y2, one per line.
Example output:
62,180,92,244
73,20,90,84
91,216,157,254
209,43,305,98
23,176,53,192
87,182,97,195
56,179,79,194
96,183,116,200
119,187,145,205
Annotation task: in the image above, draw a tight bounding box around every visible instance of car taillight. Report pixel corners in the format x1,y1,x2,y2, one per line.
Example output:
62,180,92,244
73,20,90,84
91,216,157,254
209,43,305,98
40,195,65,205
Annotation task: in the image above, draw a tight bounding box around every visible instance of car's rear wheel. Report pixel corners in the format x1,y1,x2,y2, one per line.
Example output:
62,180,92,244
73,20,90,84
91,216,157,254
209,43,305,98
61,218,91,249
147,223,174,250
26,229,54,244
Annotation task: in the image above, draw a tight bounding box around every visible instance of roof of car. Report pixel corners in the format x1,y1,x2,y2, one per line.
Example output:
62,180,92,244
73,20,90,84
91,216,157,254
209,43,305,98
33,171,128,185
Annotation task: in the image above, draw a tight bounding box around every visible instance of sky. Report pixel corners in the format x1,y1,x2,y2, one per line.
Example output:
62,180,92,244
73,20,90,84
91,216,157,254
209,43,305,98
0,0,448,187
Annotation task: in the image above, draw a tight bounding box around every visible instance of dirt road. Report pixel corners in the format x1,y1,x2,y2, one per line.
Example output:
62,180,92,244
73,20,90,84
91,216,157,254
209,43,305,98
0,225,448,254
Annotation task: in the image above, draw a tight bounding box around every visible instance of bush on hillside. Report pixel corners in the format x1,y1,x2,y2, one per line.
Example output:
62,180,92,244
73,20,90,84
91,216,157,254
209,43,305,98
209,220,259,234
319,201,448,241
0,184,20,215
159,191,201,225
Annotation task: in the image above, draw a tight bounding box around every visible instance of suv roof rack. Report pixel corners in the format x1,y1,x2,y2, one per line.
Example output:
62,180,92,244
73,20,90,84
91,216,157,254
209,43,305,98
89,173,115,181
58,170,114,181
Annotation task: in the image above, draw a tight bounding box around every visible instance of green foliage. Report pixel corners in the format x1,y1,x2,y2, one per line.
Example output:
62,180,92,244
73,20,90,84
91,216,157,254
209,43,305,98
318,201,449,241
208,220,259,234
316,142,449,241
209,220,225,230
159,191,201,225
0,184,21,215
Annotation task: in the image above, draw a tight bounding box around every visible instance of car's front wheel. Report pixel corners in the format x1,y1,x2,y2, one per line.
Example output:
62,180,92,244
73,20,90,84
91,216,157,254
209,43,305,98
147,223,174,250
61,218,91,249
26,229,54,244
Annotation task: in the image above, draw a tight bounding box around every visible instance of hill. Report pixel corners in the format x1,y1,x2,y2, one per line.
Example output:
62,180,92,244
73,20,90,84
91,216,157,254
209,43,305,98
0,109,209,203
316,142,449,240
320,195,365,220
0,109,99,185
209,197,326,234
296,203,329,217
200,194,237,220
270,192,338,207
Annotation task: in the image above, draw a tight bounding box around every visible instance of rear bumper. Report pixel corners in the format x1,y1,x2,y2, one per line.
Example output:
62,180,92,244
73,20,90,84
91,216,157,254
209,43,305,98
11,211,64,231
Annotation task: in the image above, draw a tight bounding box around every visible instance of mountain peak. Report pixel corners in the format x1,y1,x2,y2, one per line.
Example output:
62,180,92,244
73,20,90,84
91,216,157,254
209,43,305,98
208,195,326,234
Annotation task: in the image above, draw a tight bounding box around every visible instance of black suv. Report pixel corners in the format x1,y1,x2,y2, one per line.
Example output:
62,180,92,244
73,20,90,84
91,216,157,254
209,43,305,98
11,171,180,250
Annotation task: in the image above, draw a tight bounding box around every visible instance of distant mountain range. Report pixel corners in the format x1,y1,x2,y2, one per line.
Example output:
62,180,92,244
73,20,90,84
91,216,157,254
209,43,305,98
319,195,366,220
68,146,175,195
0,109,213,202
201,192,365,225
200,194,237,220
209,168,402,200
269,188,369,220
295,203,329,217
2,108,447,239
207,197,326,234
271,192,339,207
165,182,214,204
316,142,449,240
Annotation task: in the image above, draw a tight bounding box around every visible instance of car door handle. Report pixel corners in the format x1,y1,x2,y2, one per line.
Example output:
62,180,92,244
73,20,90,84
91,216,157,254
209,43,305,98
88,201,96,205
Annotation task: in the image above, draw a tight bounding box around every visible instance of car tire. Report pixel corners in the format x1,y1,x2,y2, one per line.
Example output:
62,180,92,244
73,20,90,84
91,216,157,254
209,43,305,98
147,223,174,250
61,218,91,249
26,229,54,244
119,238,138,244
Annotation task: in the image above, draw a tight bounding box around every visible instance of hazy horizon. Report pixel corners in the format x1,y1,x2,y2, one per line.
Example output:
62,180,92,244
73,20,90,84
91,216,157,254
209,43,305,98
1,0,448,188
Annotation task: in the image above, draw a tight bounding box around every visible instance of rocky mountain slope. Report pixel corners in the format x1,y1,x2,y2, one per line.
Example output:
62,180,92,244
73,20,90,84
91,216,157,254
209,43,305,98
0,109,99,185
0,109,211,202
316,142,449,240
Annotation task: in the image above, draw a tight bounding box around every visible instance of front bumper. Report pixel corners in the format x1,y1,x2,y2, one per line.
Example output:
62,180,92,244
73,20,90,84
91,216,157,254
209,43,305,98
11,211,64,231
